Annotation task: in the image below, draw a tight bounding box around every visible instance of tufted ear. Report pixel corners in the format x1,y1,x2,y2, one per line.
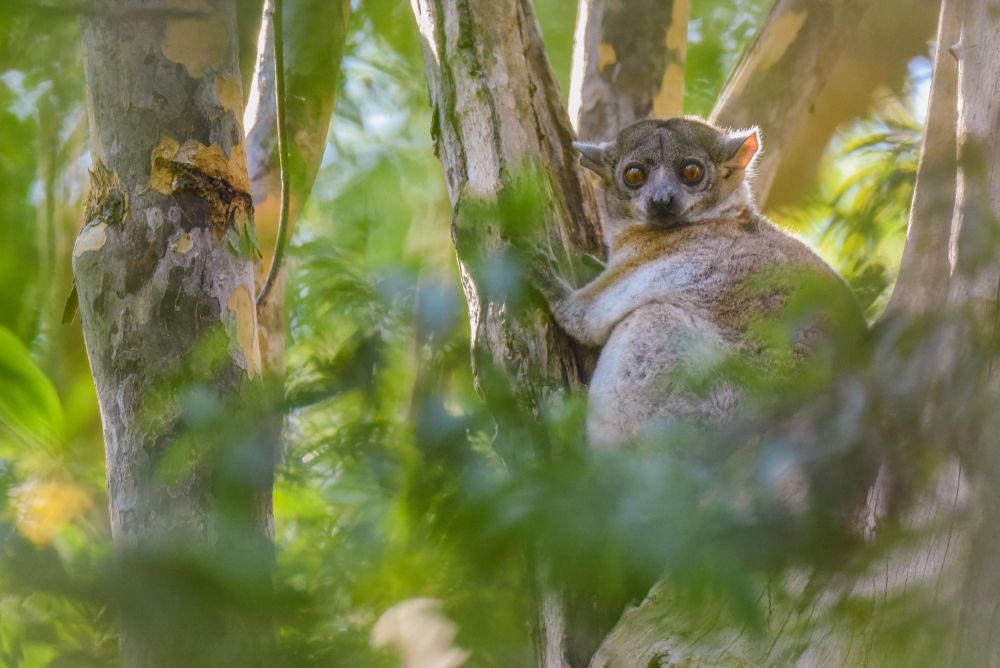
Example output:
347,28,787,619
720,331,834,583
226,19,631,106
573,141,615,179
722,128,761,171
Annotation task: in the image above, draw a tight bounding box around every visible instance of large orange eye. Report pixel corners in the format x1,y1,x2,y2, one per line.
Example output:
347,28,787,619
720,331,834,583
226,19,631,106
622,164,646,188
680,161,704,185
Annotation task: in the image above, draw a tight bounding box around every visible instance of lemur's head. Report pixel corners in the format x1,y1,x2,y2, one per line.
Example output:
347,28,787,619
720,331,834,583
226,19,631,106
574,117,760,229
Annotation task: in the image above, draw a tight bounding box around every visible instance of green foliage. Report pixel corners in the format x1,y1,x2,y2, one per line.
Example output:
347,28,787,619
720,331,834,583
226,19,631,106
775,100,923,316
0,327,64,452
685,0,773,116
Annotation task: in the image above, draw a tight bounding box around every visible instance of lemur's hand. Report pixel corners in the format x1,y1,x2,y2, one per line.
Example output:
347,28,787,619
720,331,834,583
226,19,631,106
579,252,606,275
511,240,572,304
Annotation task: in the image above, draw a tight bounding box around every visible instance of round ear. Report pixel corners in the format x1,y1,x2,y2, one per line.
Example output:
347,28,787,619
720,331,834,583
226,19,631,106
573,141,615,178
723,128,762,171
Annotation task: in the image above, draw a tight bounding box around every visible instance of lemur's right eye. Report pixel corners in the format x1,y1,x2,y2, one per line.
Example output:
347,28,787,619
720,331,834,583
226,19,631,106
623,164,646,188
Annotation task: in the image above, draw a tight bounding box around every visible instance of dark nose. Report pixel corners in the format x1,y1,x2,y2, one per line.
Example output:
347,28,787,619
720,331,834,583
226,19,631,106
650,193,674,215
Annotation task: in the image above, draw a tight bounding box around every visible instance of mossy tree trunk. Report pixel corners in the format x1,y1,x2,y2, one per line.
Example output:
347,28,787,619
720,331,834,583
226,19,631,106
408,0,603,405
75,1,272,664
409,0,603,665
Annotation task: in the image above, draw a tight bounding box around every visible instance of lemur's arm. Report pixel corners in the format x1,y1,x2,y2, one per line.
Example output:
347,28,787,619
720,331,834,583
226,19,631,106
527,247,610,347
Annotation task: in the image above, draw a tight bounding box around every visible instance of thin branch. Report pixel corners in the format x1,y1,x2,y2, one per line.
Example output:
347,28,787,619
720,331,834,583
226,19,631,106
256,0,290,309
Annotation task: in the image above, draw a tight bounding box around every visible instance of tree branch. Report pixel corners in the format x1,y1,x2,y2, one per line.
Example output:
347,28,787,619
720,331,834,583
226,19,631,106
885,0,960,314
568,0,689,141
711,0,939,210
256,0,291,309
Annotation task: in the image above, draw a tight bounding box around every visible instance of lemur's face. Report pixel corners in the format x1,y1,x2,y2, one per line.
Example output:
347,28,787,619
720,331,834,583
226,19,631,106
575,117,760,228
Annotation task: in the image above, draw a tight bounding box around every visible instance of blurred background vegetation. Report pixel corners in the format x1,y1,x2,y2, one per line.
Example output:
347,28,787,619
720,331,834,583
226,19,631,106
0,0,935,665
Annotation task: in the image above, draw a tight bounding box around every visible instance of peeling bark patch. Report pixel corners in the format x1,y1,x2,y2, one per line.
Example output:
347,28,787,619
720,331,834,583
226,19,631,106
598,43,616,71
74,223,108,257
226,144,250,192
148,137,253,236
161,0,227,78
149,136,183,194
150,136,250,195
214,75,242,115
84,160,129,227
652,63,685,117
175,233,194,254
144,208,164,240
226,285,261,378
168,161,253,236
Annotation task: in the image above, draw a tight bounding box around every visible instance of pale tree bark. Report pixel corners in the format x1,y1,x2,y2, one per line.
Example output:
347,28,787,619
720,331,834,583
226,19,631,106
885,0,959,314
943,0,1000,658
408,1,602,665
711,0,939,209
243,0,350,371
409,0,602,404
75,1,271,664
947,0,1000,309
873,0,1000,663
568,0,689,141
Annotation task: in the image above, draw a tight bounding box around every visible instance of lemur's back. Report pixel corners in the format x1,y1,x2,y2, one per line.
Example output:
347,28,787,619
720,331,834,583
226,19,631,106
585,210,847,447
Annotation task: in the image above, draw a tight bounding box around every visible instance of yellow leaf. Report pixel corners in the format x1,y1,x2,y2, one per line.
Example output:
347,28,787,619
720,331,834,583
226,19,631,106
11,479,92,545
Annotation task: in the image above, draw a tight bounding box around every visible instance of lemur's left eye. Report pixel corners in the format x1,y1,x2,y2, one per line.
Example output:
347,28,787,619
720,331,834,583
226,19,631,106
679,161,704,185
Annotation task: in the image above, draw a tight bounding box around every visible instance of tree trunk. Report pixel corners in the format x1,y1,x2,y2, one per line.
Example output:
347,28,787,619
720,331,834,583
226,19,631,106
75,1,271,664
568,0,689,141
409,0,602,406
947,0,1000,308
409,0,603,665
711,0,938,209
244,0,350,371
945,0,1000,657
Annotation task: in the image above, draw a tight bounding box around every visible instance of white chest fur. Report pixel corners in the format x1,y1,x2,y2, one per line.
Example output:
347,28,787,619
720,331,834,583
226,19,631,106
583,236,740,344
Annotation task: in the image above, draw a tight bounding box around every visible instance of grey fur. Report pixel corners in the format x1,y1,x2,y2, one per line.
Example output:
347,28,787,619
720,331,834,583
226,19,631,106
536,117,857,448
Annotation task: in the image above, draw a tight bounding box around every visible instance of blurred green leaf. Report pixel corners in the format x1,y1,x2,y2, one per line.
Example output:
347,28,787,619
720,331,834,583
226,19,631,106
0,326,64,451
